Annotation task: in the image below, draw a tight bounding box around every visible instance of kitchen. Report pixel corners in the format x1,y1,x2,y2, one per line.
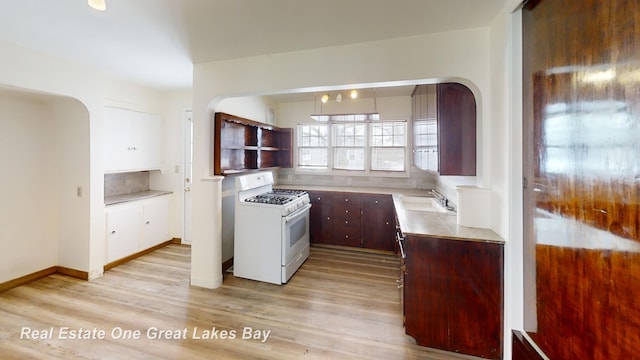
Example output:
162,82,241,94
1,1,511,358
1,0,637,359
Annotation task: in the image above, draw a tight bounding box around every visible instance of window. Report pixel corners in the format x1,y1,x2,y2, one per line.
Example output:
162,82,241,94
370,122,406,171
333,123,366,170
297,115,407,173
298,124,329,168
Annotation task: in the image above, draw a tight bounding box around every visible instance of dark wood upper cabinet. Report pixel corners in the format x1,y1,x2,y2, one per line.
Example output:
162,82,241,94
412,83,477,176
213,112,292,175
437,83,476,176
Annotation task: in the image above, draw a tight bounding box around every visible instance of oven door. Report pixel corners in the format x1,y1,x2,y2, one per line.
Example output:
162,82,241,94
281,203,311,266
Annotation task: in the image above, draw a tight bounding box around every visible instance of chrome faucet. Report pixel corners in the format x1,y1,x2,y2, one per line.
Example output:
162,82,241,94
431,190,448,208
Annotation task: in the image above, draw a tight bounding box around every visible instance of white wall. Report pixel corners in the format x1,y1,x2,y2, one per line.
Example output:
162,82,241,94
0,39,184,280
150,90,193,242
53,98,91,272
488,1,526,358
0,93,59,282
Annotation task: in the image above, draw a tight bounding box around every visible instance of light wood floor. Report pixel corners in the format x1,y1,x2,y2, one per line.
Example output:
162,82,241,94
0,245,478,360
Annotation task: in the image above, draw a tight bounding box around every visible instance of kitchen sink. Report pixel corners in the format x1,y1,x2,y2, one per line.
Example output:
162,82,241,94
398,195,452,213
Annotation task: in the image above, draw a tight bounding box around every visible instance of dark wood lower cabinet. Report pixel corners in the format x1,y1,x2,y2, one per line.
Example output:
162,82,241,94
362,194,395,251
308,191,332,245
404,235,504,360
308,190,395,251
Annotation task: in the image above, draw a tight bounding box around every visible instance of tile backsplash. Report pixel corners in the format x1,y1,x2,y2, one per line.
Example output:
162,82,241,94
104,172,150,197
276,167,436,190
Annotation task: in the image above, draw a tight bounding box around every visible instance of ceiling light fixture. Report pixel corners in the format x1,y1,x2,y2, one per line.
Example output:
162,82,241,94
350,90,358,99
336,93,342,102
321,94,329,103
88,0,107,11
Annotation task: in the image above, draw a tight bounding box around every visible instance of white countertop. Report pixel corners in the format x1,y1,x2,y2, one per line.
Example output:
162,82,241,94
393,194,504,244
105,190,172,206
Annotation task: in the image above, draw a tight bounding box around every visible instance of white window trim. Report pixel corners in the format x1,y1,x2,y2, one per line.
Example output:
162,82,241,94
295,118,410,178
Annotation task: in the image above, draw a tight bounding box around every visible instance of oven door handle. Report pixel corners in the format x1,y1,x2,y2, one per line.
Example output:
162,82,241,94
284,203,312,223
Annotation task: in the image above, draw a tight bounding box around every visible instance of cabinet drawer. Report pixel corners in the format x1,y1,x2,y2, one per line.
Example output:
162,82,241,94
362,194,392,207
332,204,360,217
333,217,361,231
308,191,330,205
332,192,362,206
332,227,362,247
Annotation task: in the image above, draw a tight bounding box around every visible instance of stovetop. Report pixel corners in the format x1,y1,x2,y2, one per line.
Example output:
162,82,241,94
244,189,308,205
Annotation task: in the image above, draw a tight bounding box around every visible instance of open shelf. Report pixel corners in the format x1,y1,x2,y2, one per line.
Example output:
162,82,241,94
214,112,293,175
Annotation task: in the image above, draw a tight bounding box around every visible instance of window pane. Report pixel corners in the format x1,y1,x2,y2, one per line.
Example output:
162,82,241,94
333,148,364,170
299,124,329,146
299,148,328,168
370,122,406,147
371,148,405,171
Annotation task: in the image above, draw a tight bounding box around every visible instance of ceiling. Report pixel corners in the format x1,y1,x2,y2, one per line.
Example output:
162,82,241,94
0,0,506,92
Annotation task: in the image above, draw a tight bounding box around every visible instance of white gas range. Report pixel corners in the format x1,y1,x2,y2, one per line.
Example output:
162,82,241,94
233,171,311,284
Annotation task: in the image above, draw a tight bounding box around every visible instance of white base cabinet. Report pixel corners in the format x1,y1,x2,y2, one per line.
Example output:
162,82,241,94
106,195,170,263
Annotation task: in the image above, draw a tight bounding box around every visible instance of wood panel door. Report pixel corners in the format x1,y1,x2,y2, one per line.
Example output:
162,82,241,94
522,1,640,358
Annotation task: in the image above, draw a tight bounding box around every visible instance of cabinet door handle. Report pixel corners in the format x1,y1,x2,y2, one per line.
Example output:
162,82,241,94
111,230,116,234
345,198,349,202
345,209,349,213
375,200,379,204
345,220,349,224
146,221,150,225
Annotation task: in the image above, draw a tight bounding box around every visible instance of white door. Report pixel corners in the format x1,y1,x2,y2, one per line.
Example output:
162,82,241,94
183,110,193,244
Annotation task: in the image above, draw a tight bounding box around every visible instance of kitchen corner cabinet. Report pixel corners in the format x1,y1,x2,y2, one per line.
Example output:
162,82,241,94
308,191,395,251
104,106,163,173
404,235,503,360
214,112,293,175
412,83,476,176
105,195,170,263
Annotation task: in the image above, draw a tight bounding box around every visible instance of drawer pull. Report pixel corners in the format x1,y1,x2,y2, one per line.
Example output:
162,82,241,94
345,198,349,202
